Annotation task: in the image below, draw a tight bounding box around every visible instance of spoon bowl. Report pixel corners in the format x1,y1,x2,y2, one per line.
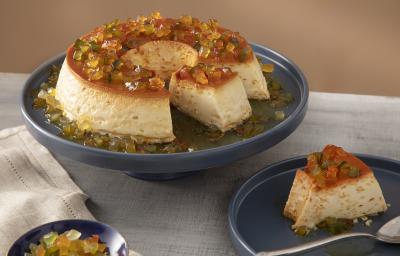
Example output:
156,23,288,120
376,216,400,243
257,215,400,256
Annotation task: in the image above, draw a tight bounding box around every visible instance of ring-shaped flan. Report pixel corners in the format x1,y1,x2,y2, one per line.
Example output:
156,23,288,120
55,12,269,142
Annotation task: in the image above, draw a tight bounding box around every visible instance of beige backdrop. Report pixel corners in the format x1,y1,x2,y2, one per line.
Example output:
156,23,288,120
1,0,399,96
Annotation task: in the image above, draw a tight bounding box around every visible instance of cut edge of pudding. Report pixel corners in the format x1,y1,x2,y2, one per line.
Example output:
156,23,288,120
215,53,270,100
56,58,175,143
169,65,252,132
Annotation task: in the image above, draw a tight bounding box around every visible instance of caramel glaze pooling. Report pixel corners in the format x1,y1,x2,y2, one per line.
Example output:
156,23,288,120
67,12,253,95
304,145,371,190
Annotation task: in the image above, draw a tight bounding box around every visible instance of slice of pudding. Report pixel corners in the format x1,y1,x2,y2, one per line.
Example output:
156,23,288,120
169,64,252,132
55,51,175,143
284,145,387,233
219,53,270,100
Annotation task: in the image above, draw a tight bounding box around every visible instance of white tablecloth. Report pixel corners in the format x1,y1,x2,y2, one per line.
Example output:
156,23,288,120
0,73,399,255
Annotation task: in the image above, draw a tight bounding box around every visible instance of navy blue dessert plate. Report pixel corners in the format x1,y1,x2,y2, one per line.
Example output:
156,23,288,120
21,43,308,180
228,155,400,255
8,219,128,256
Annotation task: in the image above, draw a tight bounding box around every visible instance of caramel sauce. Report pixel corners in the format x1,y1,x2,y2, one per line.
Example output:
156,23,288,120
304,145,371,189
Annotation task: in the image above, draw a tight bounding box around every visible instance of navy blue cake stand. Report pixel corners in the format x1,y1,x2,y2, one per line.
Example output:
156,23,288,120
21,43,308,181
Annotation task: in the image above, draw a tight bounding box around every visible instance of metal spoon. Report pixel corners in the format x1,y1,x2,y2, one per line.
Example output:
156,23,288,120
257,216,400,256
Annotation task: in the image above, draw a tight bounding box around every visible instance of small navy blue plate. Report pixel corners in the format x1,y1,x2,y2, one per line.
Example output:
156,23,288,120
229,155,400,256
8,219,128,256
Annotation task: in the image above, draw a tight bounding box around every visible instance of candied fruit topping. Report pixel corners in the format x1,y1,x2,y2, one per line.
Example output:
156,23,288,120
177,64,235,85
304,145,370,188
69,12,253,89
26,229,108,256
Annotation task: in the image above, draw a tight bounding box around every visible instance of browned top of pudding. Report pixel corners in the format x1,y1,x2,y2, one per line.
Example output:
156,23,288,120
304,145,372,189
66,12,253,96
66,47,169,98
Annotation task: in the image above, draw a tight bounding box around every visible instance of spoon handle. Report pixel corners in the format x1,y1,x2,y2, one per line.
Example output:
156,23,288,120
256,232,375,256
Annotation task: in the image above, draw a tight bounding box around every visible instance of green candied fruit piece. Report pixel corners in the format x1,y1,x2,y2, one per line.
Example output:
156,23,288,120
261,63,274,73
46,245,59,254
83,239,99,254
49,112,62,122
94,136,105,146
124,140,136,153
105,19,119,31
73,50,83,61
311,165,322,176
143,144,157,153
321,160,329,170
143,24,156,35
206,127,224,141
73,39,86,50
42,231,58,247
274,111,285,121
199,46,211,58
281,92,294,103
348,166,360,177
295,226,310,236
89,41,101,52
33,97,47,109
268,80,282,91
113,29,122,37
317,217,353,235
39,82,49,90
239,47,249,62
28,243,37,253
65,229,81,240
314,152,323,164
112,59,122,70
230,37,240,47
239,122,264,138
179,15,193,25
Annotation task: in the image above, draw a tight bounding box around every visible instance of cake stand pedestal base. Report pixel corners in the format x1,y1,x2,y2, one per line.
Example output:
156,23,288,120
124,170,201,181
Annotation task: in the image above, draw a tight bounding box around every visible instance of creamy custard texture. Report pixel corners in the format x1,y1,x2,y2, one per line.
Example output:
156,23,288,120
170,64,251,132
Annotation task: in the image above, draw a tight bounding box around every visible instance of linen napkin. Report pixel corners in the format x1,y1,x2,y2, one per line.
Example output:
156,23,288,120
0,126,140,256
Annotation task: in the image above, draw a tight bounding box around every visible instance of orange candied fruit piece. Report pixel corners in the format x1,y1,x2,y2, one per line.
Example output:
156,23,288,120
36,245,46,256
191,68,208,85
326,166,338,179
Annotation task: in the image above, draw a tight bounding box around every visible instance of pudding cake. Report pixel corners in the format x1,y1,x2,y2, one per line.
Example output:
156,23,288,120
169,64,251,132
284,145,387,233
55,12,270,143
56,54,174,143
